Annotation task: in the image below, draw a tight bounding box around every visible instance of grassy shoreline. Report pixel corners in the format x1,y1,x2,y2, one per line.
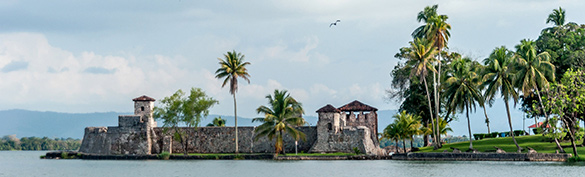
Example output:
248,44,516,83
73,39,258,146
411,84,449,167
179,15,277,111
417,134,585,154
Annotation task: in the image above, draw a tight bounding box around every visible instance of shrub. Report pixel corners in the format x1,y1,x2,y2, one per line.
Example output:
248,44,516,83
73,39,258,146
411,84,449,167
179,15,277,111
353,147,361,154
158,152,171,160
473,133,487,140
513,130,524,136
490,132,499,138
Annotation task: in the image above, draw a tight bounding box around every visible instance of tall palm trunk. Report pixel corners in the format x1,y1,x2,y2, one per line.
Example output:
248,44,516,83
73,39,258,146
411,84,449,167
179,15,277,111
422,77,437,148
402,139,407,153
466,103,473,149
504,100,521,152
482,105,491,134
279,130,286,155
435,55,442,148
535,88,564,152
395,140,399,153
433,70,440,148
410,135,415,150
423,134,429,147
233,93,239,154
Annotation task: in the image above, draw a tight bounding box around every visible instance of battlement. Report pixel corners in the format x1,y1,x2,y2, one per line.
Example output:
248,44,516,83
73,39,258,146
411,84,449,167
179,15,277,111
118,115,143,127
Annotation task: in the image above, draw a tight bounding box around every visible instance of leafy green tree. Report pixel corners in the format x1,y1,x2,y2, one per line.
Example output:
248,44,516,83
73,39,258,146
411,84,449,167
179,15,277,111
206,116,226,127
252,89,306,155
154,88,218,155
215,50,251,154
444,57,482,149
542,69,585,157
482,46,522,152
536,7,585,80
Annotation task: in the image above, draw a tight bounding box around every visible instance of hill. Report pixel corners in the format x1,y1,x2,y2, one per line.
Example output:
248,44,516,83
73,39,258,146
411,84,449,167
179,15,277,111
0,109,397,139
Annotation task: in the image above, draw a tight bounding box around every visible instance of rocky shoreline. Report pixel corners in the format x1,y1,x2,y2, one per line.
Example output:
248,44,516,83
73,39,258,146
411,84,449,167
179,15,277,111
43,151,570,161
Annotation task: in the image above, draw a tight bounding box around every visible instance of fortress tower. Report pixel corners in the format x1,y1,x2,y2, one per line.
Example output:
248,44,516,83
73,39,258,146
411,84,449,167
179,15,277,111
132,95,156,128
309,100,381,154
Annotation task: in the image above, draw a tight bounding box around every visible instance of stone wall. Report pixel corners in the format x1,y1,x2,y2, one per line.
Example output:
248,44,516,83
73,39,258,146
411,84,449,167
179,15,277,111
309,125,379,155
79,127,110,154
151,126,317,154
79,115,152,155
79,126,152,155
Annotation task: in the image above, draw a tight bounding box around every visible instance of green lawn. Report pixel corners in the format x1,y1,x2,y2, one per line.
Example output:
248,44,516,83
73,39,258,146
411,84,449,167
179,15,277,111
418,134,585,154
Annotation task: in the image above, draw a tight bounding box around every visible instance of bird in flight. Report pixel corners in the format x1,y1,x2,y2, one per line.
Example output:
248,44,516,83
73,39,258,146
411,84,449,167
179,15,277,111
329,19,341,27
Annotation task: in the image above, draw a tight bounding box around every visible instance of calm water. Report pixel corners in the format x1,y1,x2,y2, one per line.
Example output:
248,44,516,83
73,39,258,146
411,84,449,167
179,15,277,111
1,151,585,177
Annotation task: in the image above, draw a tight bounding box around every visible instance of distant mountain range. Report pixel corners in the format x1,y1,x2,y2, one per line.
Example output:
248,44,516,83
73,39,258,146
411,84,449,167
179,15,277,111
0,109,398,139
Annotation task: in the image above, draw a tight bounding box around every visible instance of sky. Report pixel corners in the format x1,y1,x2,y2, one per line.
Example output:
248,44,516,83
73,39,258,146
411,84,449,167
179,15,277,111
1,0,584,136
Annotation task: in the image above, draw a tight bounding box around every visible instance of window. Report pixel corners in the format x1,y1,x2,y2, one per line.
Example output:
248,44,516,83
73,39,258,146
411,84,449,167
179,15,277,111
141,106,145,111
327,123,332,131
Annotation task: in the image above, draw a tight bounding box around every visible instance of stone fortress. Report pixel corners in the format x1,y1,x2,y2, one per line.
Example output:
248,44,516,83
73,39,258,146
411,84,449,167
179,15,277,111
79,96,384,155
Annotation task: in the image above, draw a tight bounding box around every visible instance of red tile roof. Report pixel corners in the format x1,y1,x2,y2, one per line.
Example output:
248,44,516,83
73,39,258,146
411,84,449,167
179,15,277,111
338,100,378,112
316,104,341,113
132,95,156,101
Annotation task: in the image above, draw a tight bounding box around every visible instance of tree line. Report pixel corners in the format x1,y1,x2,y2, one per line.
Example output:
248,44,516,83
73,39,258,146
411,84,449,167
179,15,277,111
385,5,585,157
0,135,81,151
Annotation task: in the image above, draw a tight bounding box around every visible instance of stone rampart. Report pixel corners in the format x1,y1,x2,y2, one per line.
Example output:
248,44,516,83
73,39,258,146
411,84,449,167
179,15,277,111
151,126,317,154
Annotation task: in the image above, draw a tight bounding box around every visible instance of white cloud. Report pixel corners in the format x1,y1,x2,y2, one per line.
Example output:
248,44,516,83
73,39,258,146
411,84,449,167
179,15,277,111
255,36,330,65
0,33,214,112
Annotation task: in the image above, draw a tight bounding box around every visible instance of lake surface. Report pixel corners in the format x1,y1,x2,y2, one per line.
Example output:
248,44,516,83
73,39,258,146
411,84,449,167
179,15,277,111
1,151,585,177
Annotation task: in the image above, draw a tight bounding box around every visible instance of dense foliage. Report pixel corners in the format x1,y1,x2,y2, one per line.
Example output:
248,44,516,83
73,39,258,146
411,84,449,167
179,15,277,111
388,6,585,156
0,135,81,151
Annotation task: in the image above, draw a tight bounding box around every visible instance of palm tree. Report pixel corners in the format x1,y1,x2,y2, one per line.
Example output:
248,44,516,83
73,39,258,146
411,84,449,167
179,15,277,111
444,58,482,149
412,5,451,147
206,117,226,127
546,7,565,27
215,50,251,154
427,15,451,148
405,38,439,147
482,46,522,152
252,89,306,155
393,111,422,151
437,116,453,137
513,40,562,150
514,40,555,118
381,122,402,153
